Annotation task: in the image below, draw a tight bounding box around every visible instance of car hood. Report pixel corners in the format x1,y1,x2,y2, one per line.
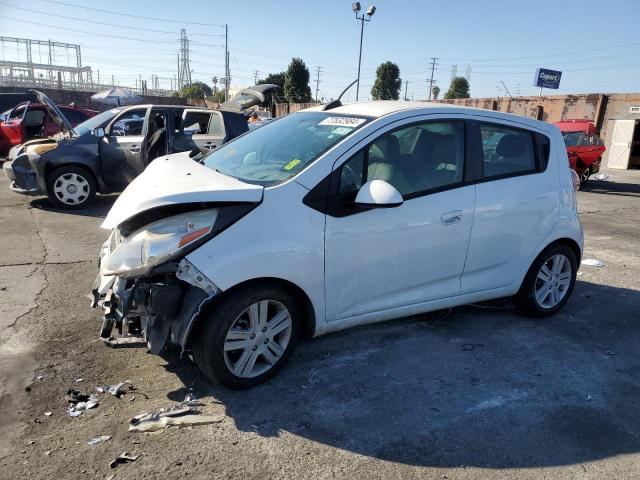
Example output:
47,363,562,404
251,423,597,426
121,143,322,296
101,151,264,229
29,89,76,136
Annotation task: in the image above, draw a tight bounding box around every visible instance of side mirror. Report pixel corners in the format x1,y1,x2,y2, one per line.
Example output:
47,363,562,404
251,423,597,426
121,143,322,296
92,127,105,138
354,180,403,208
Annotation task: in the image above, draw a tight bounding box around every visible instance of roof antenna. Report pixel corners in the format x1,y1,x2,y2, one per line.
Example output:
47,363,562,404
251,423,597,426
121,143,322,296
321,79,358,111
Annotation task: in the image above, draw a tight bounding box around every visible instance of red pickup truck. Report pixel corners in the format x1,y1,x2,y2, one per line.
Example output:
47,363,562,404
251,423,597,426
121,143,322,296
555,119,606,183
0,102,97,157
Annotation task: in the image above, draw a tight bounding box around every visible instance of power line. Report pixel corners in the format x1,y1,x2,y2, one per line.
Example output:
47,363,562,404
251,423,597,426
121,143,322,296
0,2,224,37
44,0,226,27
0,15,224,47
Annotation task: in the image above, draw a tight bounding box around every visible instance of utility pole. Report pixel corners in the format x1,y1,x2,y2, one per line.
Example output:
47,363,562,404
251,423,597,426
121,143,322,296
427,57,438,101
404,80,408,100
224,24,229,101
314,66,322,103
253,69,259,85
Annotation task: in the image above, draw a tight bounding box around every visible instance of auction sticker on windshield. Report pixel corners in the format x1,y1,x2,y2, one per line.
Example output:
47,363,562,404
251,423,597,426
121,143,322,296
318,116,367,127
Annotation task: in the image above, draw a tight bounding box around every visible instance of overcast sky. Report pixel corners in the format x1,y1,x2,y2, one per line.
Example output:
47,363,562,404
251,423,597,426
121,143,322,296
1,0,639,100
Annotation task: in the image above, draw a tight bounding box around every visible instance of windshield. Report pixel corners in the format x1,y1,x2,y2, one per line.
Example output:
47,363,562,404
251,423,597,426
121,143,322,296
75,108,123,136
562,132,583,147
204,112,370,186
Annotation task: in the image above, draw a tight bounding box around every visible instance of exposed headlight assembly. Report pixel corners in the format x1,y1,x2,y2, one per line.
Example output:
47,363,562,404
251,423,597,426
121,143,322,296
100,206,244,277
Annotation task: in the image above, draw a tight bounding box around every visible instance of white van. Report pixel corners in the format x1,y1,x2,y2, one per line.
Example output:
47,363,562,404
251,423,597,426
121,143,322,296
93,101,583,389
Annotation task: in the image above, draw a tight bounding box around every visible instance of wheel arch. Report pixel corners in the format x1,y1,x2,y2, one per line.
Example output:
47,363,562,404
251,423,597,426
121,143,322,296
44,161,99,192
184,276,317,349
517,236,582,293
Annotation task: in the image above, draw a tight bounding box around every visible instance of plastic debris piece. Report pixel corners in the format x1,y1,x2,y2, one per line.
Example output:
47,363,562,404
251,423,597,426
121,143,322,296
36,375,43,380
75,378,84,383
128,394,221,432
129,395,135,402
586,394,593,401
109,452,139,469
67,394,99,416
87,435,111,446
581,259,604,267
44,412,52,416
106,475,116,480
108,381,131,398
66,389,91,404
129,414,224,432
96,386,106,393
592,172,611,181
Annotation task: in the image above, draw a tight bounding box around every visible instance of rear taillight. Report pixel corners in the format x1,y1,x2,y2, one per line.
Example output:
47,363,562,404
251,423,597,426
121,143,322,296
570,169,580,191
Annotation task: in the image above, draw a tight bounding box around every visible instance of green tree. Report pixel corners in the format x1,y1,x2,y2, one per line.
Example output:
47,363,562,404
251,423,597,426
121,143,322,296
371,62,402,100
443,77,470,99
259,72,285,91
432,85,440,100
179,81,212,99
212,90,225,103
283,58,312,103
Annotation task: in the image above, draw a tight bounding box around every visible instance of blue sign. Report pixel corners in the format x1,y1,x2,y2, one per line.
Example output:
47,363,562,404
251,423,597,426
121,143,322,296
534,68,562,89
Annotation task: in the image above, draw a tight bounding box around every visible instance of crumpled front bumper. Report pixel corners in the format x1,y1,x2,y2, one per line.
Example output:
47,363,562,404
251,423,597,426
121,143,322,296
92,238,220,354
3,156,44,196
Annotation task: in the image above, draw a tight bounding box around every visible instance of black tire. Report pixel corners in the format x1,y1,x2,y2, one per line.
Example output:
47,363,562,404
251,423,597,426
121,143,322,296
514,243,577,318
192,284,301,389
46,165,97,209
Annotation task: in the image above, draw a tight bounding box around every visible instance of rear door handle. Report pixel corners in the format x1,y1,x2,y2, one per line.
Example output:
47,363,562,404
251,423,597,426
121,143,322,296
441,210,463,225
129,145,140,152
203,142,217,149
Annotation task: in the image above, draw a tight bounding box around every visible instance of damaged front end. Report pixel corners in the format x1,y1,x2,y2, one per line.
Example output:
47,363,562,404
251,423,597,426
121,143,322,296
92,204,254,354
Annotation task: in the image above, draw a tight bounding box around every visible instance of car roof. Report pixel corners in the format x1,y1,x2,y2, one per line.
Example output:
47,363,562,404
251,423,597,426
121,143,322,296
305,100,555,132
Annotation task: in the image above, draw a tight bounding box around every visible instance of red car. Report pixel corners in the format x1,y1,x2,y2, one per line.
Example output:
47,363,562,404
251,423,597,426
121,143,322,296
555,119,606,183
0,102,97,157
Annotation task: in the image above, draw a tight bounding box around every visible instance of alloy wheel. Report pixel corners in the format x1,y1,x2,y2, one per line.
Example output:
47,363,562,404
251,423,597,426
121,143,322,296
53,172,90,205
534,254,572,309
223,299,292,378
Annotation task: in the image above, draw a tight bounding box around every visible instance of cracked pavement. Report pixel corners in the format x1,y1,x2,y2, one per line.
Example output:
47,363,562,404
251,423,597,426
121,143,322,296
0,168,639,479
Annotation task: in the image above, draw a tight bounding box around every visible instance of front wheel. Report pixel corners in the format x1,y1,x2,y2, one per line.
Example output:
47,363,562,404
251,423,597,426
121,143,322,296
192,284,300,389
46,165,96,209
515,243,577,317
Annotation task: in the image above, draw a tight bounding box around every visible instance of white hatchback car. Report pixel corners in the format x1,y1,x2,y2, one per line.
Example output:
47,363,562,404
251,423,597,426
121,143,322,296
94,101,583,389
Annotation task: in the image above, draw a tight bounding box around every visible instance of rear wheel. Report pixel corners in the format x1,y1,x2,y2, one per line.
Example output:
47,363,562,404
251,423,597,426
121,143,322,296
46,165,96,209
515,243,577,317
192,284,300,389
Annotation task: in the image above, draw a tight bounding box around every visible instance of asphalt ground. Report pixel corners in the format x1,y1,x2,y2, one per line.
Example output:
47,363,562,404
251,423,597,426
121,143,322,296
0,168,639,479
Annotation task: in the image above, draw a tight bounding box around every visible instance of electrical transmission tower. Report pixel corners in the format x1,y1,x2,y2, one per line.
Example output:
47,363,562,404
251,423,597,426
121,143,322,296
427,57,438,101
450,64,458,81
253,69,259,85
464,65,471,82
314,66,322,102
177,29,191,90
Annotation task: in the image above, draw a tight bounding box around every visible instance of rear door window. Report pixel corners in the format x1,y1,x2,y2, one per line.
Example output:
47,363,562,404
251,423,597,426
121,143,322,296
183,111,212,135
480,123,537,178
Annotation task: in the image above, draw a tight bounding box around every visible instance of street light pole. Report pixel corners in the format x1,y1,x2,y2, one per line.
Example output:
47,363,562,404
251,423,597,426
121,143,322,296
352,3,376,102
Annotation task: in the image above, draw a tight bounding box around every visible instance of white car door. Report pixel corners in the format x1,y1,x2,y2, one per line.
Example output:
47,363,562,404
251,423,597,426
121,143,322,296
323,117,476,322
460,119,560,294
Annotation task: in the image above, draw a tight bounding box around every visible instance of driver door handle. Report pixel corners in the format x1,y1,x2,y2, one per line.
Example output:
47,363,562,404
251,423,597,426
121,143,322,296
203,142,216,149
129,145,141,152
441,210,463,225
